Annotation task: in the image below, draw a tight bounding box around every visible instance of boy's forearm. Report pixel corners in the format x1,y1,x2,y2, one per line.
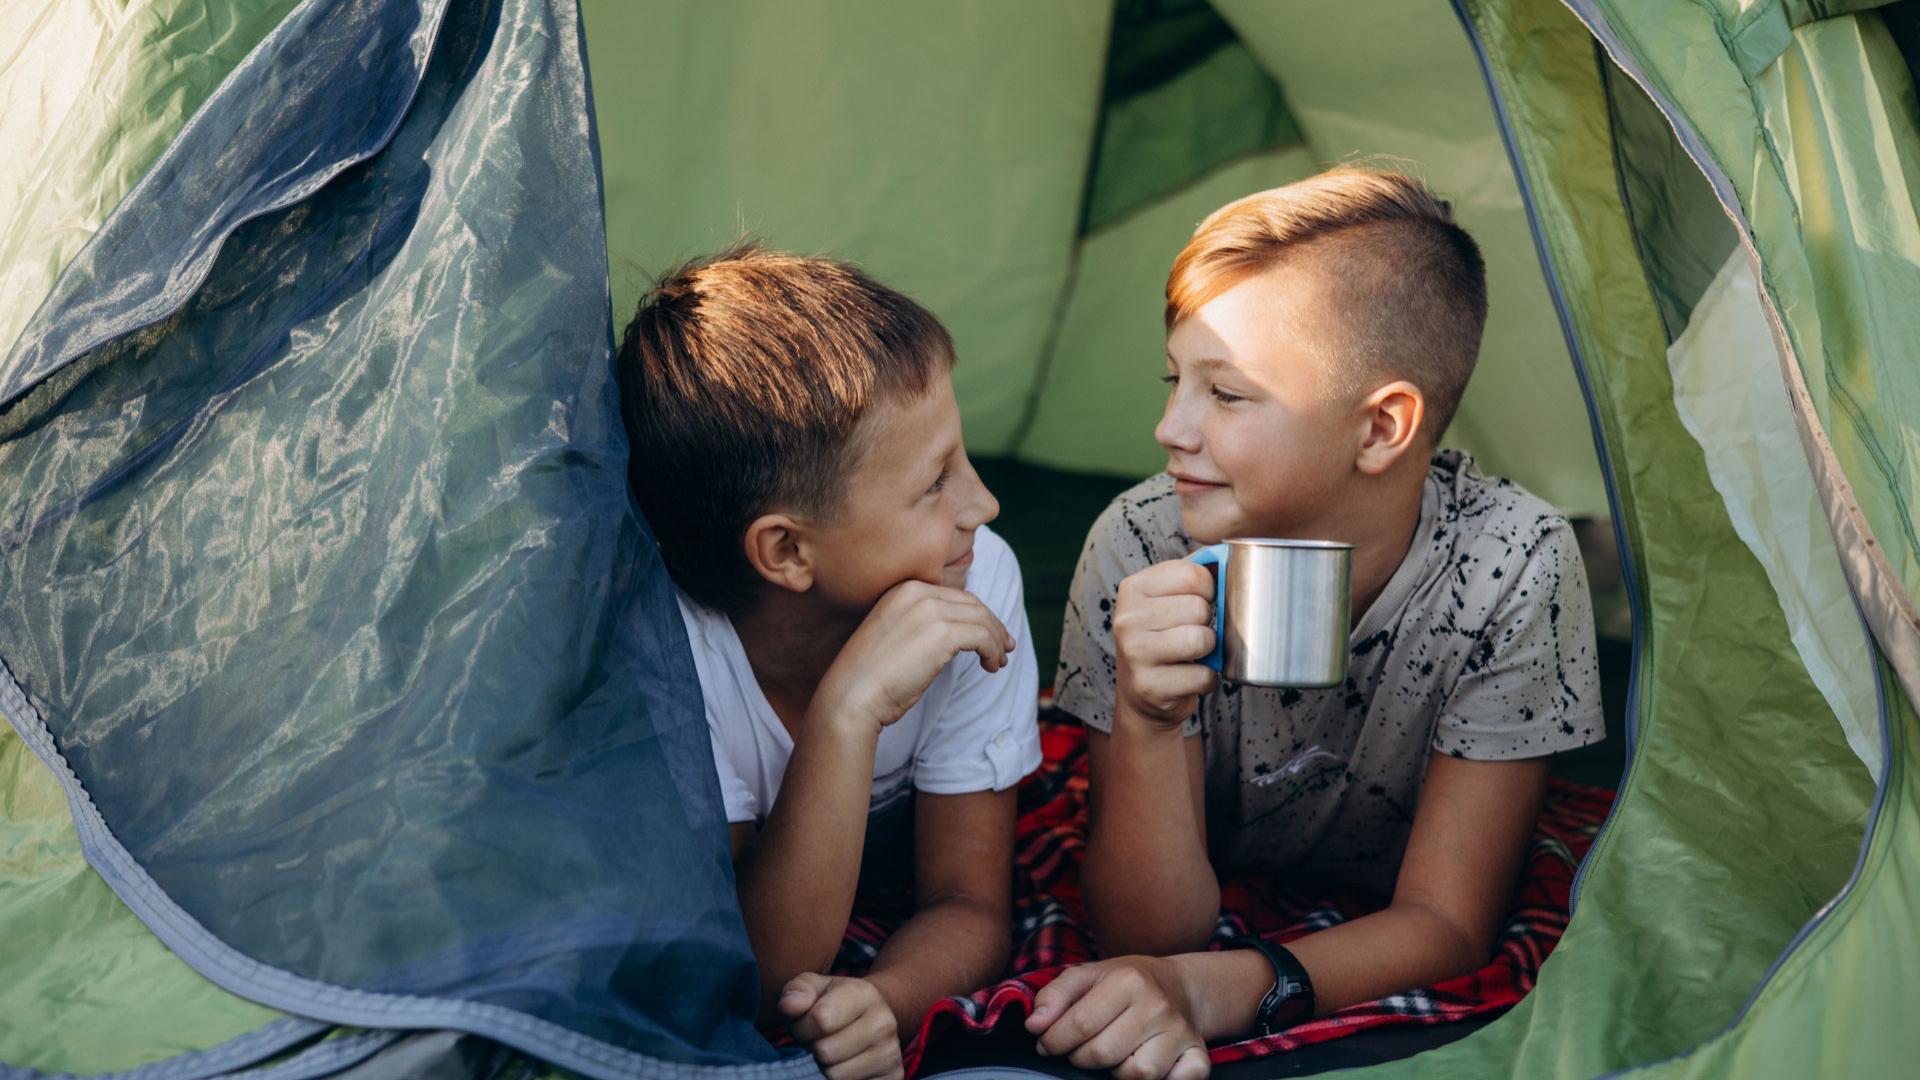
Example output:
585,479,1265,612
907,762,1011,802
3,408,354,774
864,894,1011,1037
1281,900,1488,1016
733,720,879,1003
1164,903,1488,1044
1082,709,1219,955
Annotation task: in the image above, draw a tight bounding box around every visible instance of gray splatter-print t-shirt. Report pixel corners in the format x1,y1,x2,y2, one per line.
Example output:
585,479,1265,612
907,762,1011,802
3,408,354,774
1054,451,1605,896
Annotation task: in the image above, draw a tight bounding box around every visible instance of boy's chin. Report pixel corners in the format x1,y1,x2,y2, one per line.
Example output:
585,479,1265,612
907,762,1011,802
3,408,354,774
1178,505,1237,546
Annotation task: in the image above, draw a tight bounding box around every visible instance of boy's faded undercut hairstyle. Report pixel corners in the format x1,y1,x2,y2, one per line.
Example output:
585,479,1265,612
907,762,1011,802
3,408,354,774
1166,166,1488,438
617,244,954,613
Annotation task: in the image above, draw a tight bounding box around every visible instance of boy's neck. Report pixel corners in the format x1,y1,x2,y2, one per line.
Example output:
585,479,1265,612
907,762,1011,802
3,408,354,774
729,588,863,736
1339,452,1430,627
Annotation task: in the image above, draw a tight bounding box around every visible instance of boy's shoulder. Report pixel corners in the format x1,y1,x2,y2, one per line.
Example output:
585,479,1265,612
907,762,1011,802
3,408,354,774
1426,449,1575,562
1082,472,1189,575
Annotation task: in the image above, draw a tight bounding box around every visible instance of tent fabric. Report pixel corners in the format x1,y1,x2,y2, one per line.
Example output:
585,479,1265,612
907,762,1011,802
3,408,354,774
4,0,1919,1076
1333,1,1877,1075
580,0,1112,459
0,723,299,1075
0,2,344,1067
1078,0,1300,233
0,0,810,1075
1546,0,1920,1074
0,0,301,377
1666,248,1881,779
580,0,1612,518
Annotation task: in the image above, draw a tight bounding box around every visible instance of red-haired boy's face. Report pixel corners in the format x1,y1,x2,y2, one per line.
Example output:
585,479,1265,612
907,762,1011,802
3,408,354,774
802,376,1000,610
1157,263,1366,545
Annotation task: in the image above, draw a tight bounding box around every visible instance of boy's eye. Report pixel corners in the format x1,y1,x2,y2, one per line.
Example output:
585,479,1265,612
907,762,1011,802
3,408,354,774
1210,387,1245,405
925,468,950,496
1159,373,1179,386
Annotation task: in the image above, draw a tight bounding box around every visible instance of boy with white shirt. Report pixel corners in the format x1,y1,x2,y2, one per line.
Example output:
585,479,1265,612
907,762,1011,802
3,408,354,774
617,245,1039,1080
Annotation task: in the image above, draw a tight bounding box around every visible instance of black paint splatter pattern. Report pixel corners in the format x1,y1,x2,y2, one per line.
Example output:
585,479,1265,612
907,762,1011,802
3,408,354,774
1052,451,1606,897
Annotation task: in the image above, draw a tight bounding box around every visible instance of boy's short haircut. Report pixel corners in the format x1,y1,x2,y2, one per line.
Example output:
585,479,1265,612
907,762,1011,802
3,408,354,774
617,244,954,613
1166,166,1488,438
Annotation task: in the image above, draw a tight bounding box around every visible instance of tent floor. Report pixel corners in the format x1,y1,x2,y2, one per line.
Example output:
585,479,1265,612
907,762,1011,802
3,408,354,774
919,1011,1498,1078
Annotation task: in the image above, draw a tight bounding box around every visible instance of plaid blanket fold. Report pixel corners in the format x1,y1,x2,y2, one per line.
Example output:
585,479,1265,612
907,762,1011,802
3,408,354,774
825,711,1613,1077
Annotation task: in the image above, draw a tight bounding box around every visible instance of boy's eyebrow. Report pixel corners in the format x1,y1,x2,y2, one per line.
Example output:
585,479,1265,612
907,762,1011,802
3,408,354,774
918,435,959,475
1168,351,1241,375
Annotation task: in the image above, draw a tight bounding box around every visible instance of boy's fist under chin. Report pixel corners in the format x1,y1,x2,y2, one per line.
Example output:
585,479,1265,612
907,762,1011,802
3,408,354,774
779,973,904,1080
812,580,1015,734
1113,560,1220,729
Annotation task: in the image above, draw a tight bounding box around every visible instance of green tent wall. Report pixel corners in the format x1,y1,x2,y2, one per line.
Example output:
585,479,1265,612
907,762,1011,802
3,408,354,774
2,0,1915,1075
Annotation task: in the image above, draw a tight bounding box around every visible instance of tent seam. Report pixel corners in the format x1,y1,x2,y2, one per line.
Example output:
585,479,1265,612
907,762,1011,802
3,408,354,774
0,650,819,1080
225,1031,406,1080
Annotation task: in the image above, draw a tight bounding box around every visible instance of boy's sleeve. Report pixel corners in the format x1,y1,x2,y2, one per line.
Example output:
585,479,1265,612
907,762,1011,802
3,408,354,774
1431,521,1606,760
1053,494,1201,736
677,594,762,824
912,529,1041,794
709,723,759,825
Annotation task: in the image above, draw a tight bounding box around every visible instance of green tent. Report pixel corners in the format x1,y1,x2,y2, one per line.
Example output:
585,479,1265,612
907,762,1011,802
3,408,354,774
2,0,1914,1076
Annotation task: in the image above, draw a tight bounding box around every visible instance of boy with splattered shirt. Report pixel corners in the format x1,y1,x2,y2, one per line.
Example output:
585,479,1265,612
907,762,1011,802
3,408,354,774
1025,168,1604,1079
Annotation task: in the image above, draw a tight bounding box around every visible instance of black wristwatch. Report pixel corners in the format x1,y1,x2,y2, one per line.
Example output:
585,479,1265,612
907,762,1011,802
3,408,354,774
1226,935,1315,1035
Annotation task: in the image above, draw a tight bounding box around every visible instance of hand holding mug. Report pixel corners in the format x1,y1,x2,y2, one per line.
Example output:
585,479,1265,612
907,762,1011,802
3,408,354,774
1112,560,1219,730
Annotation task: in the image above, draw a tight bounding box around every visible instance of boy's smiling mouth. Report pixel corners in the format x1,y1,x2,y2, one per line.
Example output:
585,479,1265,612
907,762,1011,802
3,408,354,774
945,547,975,570
1169,469,1227,496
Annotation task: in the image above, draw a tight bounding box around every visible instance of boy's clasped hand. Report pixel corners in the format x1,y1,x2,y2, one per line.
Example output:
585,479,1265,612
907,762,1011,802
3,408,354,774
778,974,903,1080
1026,957,1211,1080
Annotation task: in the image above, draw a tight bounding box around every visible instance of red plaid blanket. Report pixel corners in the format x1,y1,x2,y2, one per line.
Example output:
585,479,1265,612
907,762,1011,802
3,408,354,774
827,711,1614,1076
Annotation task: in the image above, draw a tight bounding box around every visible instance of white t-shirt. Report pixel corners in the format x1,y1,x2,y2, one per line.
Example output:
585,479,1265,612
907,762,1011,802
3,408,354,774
678,525,1041,838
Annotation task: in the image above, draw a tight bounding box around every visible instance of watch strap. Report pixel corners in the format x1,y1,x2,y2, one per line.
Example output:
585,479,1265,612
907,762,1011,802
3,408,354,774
1226,935,1315,1036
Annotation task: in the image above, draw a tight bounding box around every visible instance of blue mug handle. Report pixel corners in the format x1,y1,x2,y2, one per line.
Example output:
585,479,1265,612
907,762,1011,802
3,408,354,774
1187,543,1228,672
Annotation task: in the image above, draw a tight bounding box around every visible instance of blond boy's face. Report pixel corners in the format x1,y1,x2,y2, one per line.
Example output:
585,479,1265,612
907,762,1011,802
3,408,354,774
802,376,1000,610
1158,263,1367,544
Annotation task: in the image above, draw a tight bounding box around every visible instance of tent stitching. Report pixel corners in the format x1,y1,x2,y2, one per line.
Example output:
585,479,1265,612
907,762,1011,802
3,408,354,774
0,655,819,1080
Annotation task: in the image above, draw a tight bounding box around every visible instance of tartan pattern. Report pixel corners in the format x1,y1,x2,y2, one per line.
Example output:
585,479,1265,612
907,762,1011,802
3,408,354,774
824,710,1613,1077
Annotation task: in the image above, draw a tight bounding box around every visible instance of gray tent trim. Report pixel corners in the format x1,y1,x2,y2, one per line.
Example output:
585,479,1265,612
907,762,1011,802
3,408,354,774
220,1032,407,1080
0,658,820,1080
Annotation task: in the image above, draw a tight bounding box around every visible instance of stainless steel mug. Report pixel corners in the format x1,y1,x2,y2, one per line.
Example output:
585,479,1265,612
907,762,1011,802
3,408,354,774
1188,538,1353,687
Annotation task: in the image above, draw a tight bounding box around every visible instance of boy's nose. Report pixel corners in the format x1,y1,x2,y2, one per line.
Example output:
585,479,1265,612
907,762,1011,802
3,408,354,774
1155,396,1202,453
960,457,999,528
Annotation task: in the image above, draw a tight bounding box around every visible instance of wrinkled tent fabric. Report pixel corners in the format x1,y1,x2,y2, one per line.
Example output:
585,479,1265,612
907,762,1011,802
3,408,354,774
3,0,1919,1078
0,0,796,1075
581,0,1613,518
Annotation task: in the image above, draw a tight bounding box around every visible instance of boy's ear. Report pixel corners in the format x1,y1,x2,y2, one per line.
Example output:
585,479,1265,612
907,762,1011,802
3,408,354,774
742,513,814,594
1355,380,1426,476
